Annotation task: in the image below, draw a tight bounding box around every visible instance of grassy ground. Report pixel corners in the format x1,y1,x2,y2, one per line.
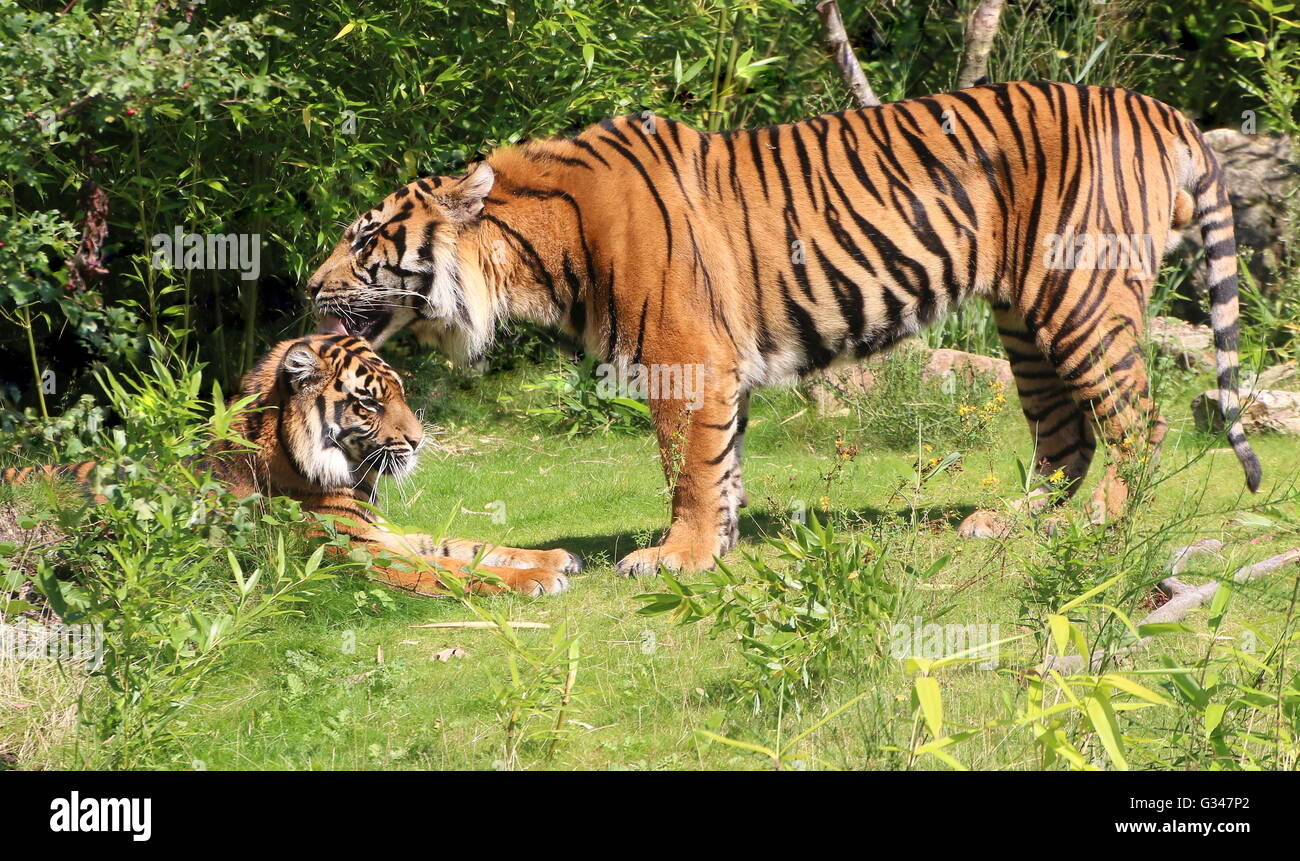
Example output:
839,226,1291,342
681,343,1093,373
5,346,1299,770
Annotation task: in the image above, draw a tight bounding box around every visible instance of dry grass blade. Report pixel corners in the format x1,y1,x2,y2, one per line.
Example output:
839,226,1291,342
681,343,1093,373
409,621,550,630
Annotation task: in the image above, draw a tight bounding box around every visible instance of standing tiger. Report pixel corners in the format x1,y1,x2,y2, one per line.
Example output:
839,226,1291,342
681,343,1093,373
3,335,580,596
307,81,1261,574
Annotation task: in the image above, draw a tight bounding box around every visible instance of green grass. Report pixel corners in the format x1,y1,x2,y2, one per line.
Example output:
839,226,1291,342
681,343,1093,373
6,352,1300,771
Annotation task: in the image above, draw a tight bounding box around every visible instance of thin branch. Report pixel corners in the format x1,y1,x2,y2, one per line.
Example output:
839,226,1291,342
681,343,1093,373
956,0,1006,89
66,149,109,294
1040,541,1300,674
815,0,880,108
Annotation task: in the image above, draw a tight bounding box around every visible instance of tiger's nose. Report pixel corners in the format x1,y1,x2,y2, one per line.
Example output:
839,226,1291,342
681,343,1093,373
404,431,424,451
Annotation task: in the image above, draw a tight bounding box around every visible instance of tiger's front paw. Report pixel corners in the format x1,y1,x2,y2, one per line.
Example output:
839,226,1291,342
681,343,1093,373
482,546,583,574
541,548,584,574
501,567,570,596
957,509,1013,540
615,544,718,577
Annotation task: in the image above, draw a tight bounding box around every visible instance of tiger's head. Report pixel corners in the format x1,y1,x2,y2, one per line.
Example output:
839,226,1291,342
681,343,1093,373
307,163,500,362
247,335,425,491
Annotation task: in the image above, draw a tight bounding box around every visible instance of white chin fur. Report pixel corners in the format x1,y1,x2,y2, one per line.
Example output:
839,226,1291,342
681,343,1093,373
410,317,494,364
406,227,499,363
389,455,418,479
302,446,354,489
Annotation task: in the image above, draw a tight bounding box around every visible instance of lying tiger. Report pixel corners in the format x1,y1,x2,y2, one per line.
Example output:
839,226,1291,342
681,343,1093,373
2,334,580,597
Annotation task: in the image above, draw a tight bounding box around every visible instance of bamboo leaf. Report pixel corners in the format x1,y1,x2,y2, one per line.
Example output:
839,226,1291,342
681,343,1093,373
1084,692,1128,770
914,676,943,737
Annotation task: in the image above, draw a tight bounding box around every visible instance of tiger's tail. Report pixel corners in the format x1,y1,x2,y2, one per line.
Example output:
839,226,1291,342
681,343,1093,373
1180,125,1261,492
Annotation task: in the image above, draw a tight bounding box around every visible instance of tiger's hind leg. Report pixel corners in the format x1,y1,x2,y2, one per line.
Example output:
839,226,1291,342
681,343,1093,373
733,390,751,508
1043,285,1167,528
958,303,1098,538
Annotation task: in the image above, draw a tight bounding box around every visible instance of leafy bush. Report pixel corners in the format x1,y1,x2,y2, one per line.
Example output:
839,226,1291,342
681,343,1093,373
512,354,651,436
3,344,356,767
638,513,915,711
821,347,1009,452
902,561,1300,771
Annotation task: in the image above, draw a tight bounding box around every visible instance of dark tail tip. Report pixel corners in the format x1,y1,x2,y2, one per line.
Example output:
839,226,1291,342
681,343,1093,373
1228,426,1262,493
1242,450,1263,493
1237,447,1258,496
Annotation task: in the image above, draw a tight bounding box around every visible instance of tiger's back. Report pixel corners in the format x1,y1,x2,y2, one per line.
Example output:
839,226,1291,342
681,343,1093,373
549,84,1206,381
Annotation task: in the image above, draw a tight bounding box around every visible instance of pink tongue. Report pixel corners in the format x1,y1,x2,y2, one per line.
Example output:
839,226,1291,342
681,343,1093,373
317,315,349,336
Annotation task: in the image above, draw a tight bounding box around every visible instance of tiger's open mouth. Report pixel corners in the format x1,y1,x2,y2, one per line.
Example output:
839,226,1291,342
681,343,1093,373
314,302,401,344
317,314,349,336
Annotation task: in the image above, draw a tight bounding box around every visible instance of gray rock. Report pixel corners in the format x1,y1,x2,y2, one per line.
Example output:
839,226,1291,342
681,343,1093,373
809,359,884,416
1192,388,1300,435
1149,316,1215,370
1177,130,1298,296
921,348,1013,387
1254,362,1298,391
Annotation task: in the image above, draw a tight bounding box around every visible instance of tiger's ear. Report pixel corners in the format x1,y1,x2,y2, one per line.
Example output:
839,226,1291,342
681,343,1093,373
440,161,495,223
281,343,322,389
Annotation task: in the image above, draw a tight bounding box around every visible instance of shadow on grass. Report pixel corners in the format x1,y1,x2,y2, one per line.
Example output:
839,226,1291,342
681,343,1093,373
548,502,981,571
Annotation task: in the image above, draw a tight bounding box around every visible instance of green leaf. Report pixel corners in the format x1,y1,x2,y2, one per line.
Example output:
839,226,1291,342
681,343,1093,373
1235,511,1274,529
680,56,709,87
1059,572,1124,612
1101,673,1173,707
1048,614,1071,655
1208,579,1233,630
914,675,942,737
919,745,967,770
1085,692,1128,770
694,729,775,759
1137,621,1193,638
1204,703,1227,735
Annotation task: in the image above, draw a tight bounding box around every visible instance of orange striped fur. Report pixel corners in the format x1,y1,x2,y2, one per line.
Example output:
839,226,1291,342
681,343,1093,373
3,336,580,596
307,81,1261,572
